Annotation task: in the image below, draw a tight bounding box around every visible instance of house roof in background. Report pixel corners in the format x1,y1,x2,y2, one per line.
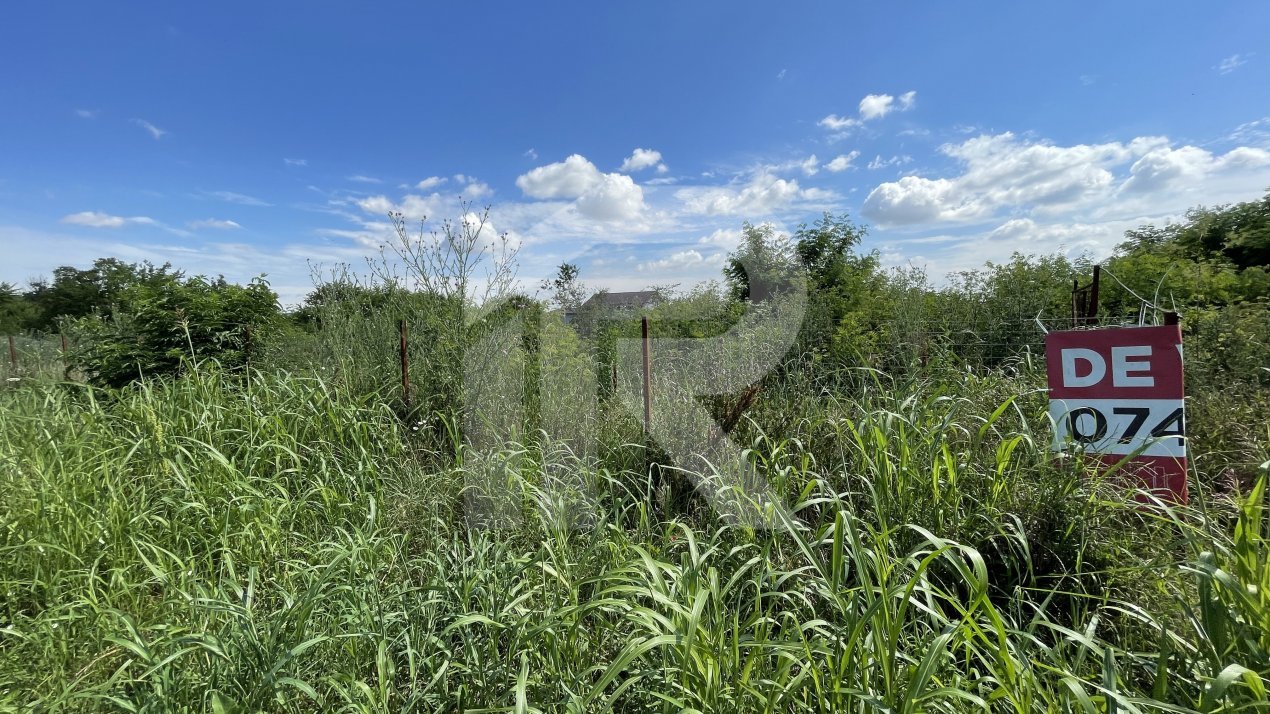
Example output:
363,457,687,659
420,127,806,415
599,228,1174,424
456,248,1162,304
581,290,662,310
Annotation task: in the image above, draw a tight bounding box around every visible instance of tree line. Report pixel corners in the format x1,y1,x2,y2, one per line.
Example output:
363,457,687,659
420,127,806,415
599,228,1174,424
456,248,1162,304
1,190,1267,389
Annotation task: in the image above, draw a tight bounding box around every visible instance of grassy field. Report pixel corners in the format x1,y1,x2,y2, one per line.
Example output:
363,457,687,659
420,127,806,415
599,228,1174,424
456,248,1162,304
1,351,1267,712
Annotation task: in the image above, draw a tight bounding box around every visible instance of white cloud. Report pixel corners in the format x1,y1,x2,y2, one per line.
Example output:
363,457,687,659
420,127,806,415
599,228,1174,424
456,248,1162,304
777,68,787,80
820,90,917,135
206,190,271,207
459,179,493,200
867,154,912,170
676,171,834,216
1121,144,1270,193
283,158,307,166
638,248,725,273
354,193,446,221
188,219,242,230
863,133,1134,224
348,174,381,184
75,109,99,119
696,227,747,249
61,211,134,228
131,118,166,140
825,151,860,172
761,155,822,176
1217,53,1249,74
524,148,538,160
1229,116,1270,147
619,148,665,173
863,176,976,225
859,94,895,121
574,173,644,220
862,131,1270,230
354,195,394,216
515,154,647,222
517,154,605,198
818,114,861,132
415,176,447,190
59,211,191,237
984,218,1094,244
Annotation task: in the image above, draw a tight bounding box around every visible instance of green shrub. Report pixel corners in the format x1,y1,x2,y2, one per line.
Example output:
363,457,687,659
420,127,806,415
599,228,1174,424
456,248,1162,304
64,274,279,388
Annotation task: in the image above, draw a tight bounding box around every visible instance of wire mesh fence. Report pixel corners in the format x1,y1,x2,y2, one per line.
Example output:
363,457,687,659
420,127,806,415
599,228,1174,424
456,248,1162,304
1,334,68,382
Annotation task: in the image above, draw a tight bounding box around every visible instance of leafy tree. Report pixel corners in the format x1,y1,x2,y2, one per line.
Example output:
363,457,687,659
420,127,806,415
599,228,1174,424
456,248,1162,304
0,282,36,334
65,273,279,387
540,262,587,312
1173,194,1270,270
1105,191,1270,314
791,213,882,363
23,258,176,330
723,222,800,302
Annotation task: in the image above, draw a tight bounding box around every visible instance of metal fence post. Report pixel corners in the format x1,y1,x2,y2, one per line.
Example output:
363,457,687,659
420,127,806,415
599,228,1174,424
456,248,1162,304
399,319,412,410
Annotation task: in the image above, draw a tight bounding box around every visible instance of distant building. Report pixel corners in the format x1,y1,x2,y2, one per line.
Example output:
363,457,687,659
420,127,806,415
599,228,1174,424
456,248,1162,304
564,289,663,326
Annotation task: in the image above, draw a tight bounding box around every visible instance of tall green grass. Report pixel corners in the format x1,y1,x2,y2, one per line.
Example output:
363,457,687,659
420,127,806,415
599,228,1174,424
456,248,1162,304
1,363,1266,712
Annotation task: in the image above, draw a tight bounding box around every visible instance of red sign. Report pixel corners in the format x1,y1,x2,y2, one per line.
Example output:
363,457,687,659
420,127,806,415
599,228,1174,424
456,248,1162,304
1045,325,1187,502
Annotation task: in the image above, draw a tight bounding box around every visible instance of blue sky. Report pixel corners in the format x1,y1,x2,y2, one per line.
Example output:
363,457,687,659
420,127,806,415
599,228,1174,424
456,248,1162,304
2,1,1269,305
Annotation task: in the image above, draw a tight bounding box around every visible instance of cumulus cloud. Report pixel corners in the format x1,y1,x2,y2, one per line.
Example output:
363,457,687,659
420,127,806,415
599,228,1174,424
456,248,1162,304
825,151,860,172
863,133,1133,224
862,176,975,224
1121,144,1270,193
517,155,605,199
415,176,446,190
515,154,646,221
574,173,644,220
619,148,666,173
861,131,1270,229
355,192,447,221
859,94,895,120
820,91,917,134
676,171,834,216
453,175,493,200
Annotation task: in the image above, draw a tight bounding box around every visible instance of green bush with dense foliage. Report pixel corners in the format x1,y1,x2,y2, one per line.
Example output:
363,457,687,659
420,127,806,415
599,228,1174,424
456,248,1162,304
62,272,280,388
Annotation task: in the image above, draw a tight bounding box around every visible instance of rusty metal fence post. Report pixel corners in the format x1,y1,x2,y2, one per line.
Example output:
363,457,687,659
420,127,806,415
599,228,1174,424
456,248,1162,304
641,316,660,506
399,319,412,410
